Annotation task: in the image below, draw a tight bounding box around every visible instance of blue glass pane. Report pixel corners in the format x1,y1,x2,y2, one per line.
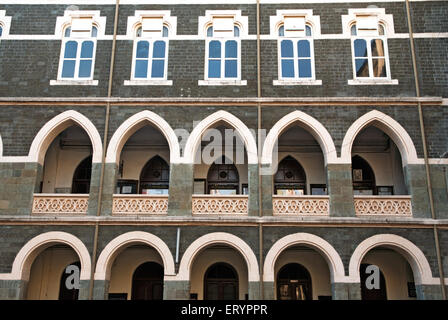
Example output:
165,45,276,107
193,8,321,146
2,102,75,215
225,41,237,58
281,40,293,58
64,41,78,59
355,58,369,77
163,26,169,37
281,60,294,78
305,25,312,36
278,26,284,37
151,60,165,78
153,41,166,58
354,39,367,57
78,60,92,78
136,41,149,59
64,27,71,37
61,60,76,78
298,40,310,58
207,26,213,37
298,59,312,78
135,60,148,78
225,60,237,78
234,26,240,37
91,26,98,37
81,41,94,58
0,27,2,37
209,41,221,58
208,60,221,78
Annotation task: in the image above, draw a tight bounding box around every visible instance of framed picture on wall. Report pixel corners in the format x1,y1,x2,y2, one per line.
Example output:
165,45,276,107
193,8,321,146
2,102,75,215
353,169,363,182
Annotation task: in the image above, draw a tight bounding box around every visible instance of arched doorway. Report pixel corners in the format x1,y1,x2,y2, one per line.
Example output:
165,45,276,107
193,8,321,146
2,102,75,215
352,155,376,195
131,262,164,300
277,263,312,300
204,262,239,300
139,156,170,195
207,156,240,195
274,156,307,195
72,156,92,194
360,263,387,300
58,261,81,300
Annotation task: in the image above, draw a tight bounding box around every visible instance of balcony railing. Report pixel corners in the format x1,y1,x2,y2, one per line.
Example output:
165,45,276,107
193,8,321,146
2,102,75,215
354,195,412,216
192,195,248,215
112,195,168,215
32,194,89,215
272,195,330,216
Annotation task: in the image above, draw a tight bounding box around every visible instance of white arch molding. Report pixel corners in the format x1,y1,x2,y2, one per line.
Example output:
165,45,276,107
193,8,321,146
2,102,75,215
175,232,260,282
28,110,103,165
94,231,176,281
0,231,91,281
106,110,181,164
183,110,258,165
340,110,419,166
348,234,443,285
261,110,338,166
263,233,346,283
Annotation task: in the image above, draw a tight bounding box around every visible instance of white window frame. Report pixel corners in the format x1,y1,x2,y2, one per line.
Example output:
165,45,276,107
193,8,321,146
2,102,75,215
0,11,12,38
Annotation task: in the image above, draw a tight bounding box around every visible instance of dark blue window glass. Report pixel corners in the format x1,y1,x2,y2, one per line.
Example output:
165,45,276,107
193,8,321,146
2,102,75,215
354,39,367,57
135,60,148,78
355,59,369,77
305,25,312,37
278,26,284,37
281,40,293,58
208,60,221,78
78,60,92,78
225,41,237,58
209,41,221,58
298,59,312,78
80,41,94,58
163,26,169,37
207,26,213,37
136,41,149,59
61,60,76,78
225,60,237,78
0,26,2,37
64,41,78,59
281,60,295,78
298,40,310,58
151,60,165,78
234,26,240,37
153,41,166,58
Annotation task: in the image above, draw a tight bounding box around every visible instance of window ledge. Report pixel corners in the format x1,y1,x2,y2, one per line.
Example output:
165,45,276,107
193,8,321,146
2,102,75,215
198,80,247,86
124,80,173,86
348,79,399,85
273,79,322,86
50,80,98,86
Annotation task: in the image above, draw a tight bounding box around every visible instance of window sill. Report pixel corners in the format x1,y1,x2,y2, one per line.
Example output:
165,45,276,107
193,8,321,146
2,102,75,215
124,80,173,86
50,80,98,86
273,79,322,86
198,80,247,86
348,79,399,85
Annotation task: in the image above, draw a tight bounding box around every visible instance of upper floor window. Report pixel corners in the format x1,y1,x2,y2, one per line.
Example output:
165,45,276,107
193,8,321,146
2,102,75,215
278,21,314,80
351,21,390,79
59,24,98,80
132,23,169,80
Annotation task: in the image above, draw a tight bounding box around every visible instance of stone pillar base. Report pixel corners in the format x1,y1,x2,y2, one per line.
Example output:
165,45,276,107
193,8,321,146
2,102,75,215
92,280,109,300
331,282,361,300
0,280,27,300
164,280,190,300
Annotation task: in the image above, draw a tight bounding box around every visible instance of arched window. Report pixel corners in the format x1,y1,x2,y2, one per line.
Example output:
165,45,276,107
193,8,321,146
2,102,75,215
206,23,241,80
58,261,81,300
352,155,376,195
207,156,240,195
274,156,307,195
277,263,312,300
139,156,170,195
351,22,390,79
0,25,3,37
278,23,315,79
72,156,92,194
132,24,169,80
204,263,239,300
59,24,98,80
131,262,164,300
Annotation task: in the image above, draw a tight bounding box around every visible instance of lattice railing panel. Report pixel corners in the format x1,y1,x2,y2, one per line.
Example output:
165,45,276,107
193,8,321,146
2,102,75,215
192,196,248,215
32,194,89,215
354,196,412,216
112,195,168,215
272,196,330,216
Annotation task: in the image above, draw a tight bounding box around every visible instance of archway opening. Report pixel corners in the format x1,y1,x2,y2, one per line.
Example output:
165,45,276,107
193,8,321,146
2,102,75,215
189,244,248,300
59,261,81,300
116,124,170,195
274,124,327,195
131,262,164,300
206,155,240,195
26,244,81,300
359,247,417,300
40,125,93,194
274,245,332,300
352,126,408,195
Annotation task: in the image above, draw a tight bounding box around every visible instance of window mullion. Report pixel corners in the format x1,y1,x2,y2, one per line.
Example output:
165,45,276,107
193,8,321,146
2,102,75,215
367,38,374,78
75,39,82,80
294,39,299,79
148,40,153,79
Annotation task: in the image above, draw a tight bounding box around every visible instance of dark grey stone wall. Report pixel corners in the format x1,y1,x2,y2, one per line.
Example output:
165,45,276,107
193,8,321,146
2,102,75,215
168,163,193,216
327,164,355,217
404,164,431,219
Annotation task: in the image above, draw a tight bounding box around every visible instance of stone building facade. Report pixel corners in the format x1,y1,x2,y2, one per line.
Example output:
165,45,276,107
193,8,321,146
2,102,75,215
0,0,447,300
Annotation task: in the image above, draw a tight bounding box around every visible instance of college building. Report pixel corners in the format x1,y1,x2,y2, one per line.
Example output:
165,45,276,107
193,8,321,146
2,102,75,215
0,0,447,300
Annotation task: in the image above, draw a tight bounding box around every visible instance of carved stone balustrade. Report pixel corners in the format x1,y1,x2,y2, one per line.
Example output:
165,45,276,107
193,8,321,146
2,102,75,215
272,195,330,216
192,195,248,215
354,195,412,216
32,194,89,215
112,195,168,215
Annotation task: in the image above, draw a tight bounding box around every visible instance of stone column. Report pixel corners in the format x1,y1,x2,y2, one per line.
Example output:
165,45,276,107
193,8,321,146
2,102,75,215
0,280,27,300
78,279,91,300
87,163,102,216
248,281,261,299
327,164,356,217
428,164,448,219
92,279,109,300
260,164,273,216
331,282,361,300
168,163,193,216
163,280,190,300
248,164,260,216
262,281,275,300
101,163,118,216
404,164,431,219
416,284,447,300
